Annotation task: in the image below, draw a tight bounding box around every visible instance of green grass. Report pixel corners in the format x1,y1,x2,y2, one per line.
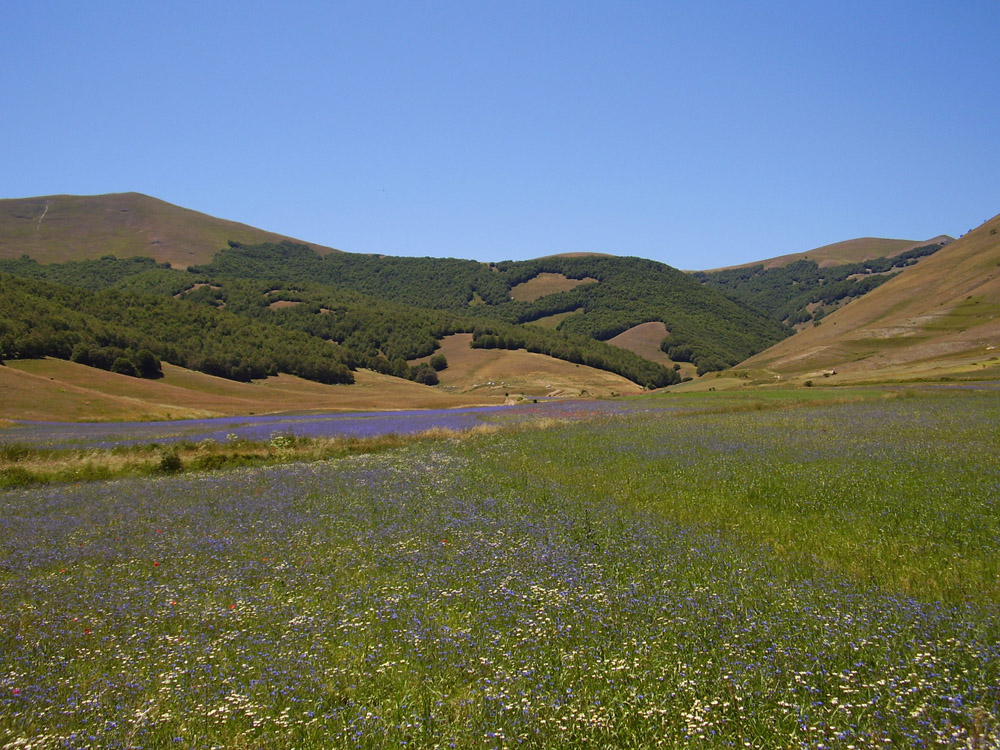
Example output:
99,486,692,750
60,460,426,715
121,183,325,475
1,388,998,747
525,389,1000,604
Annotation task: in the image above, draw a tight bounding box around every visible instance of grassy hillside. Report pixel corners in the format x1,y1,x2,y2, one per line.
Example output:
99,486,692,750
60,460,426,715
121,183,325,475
694,242,947,327
0,193,338,268
738,213,1000,380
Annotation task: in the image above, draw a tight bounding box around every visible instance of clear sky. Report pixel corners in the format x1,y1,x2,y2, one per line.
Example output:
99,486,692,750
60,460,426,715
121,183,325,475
2,1,998,268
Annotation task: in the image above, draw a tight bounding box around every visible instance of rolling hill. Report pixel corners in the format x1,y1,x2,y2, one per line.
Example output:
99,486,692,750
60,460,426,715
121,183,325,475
738,213,1000,381
706,235,953,271
196,243,791,373
693,241,948,328
0,193,338,268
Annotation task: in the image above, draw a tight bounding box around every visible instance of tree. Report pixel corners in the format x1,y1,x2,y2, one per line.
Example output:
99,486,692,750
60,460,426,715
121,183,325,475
111,357,137,377
429,352,448,371
135,349,163,379
411,363,439,385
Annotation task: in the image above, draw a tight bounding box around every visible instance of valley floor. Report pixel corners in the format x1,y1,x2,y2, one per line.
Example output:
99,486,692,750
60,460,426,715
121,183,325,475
1,387,998,748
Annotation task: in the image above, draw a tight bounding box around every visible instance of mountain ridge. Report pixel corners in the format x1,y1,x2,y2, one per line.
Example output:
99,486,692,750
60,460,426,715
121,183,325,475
703,235,954,272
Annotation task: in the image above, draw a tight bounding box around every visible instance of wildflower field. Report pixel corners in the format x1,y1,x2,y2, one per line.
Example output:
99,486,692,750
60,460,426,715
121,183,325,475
1,388,999,748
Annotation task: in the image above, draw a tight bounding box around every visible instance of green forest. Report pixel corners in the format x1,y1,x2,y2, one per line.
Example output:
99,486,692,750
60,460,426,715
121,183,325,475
0,274,354,384
192,243,790,371
1,240,940,389
0,256,680,388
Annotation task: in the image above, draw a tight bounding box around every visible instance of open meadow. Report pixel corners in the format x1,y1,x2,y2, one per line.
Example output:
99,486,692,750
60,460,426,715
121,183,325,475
1,386,999,748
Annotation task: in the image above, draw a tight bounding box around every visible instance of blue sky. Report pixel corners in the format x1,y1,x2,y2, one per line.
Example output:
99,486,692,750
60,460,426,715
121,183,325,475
2,1,998,268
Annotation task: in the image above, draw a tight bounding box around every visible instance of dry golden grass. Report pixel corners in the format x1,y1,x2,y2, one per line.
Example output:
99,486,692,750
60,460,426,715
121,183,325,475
0,359,509,423
738,214,1000,382
523,308,583,329
705,236,943,272
411,334,641,399
508,272,597,302
605,322,700,380
0,193,338,268
1,336,650,423
607,322,671,364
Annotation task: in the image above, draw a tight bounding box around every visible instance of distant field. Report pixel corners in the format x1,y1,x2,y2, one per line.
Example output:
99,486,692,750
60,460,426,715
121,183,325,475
0,359,507,422
523,307,583,328
1,387,997,747
0,341,644,422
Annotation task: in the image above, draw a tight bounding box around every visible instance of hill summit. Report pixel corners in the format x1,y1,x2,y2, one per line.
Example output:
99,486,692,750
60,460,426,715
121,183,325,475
0,193,338,268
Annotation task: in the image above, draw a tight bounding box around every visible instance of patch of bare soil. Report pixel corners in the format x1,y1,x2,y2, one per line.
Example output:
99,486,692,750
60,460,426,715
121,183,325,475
509,273,598,302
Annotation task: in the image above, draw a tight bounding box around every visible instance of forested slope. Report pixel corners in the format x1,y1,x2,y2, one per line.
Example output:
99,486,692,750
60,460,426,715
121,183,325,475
0,263,680,388
0,274,354,384
192,242,790,373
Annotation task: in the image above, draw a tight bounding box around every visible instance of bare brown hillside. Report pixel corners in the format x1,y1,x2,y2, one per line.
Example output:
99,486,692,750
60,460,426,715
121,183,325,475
0,193,338,268
409,334,640,399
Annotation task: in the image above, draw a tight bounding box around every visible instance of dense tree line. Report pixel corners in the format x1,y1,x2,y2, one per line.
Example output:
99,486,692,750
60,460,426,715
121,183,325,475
172,278,473,385
479,256,790,369
0,267,676,388
192,241,512,308
160,277,678,387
